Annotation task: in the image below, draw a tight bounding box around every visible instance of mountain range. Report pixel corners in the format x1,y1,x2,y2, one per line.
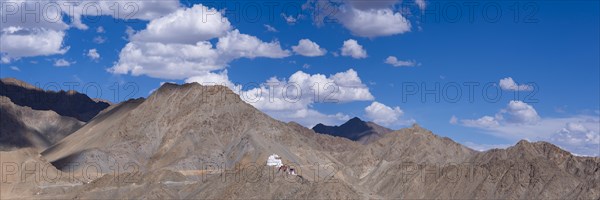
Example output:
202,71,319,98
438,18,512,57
1,79,598,199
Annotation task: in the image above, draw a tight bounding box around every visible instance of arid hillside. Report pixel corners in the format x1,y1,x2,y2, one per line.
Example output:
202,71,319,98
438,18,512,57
1,82,598,199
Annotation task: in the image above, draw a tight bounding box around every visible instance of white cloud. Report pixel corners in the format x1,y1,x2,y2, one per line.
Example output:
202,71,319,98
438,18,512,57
61,0,181,30
110,41,221,79
365,101,414,127
462,142,510,152
245,69,374,111
87,49,100,60
281,13,302,24
415,0,427,11
9,66,20,71
462,116,500,128
292,39,327,57
459,101,599,156
93,36,106,44
385,56,418,67
216,29,290,59
340,39,367,59
54,59,72,67
110,4,290,80
0,0,180,62
462,101,540,128
499,77,533,91
264,24,278,32
1,28,69,62
337,7,411,38
550,122,600,156
96,26,105,33
233,69,374,127
502,100,540,124
184,70,234,89
132,4,231,44
305,0,414,38
449,115,458,124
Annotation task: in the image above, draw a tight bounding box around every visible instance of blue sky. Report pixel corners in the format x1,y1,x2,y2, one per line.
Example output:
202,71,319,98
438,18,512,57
1,0,599,156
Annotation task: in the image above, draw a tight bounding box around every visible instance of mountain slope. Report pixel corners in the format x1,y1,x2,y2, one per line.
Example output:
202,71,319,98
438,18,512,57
0,96,83,150
312,117,392,144
5,82,593,199
0,78,110,122
40,82,365,198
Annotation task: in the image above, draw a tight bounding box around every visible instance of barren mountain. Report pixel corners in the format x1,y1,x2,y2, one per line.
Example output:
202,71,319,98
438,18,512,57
313,117,393,144
1,83,597,199
0,78,110,122
0,96,83,150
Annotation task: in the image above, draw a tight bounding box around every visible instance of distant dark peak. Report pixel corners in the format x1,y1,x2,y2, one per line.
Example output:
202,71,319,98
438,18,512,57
0,78,110,122
312,117,392,144
312,123,327,129
347,117,363,123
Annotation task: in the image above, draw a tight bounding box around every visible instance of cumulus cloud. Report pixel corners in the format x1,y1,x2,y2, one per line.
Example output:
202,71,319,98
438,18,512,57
415,0,427,11
462,116,500,128
96,26,105,33
93,36,106,44
340,39,367,59
1,27,69,62
462,101,540,128
109,4,290,80
305,0,411,38
264,24,278,32
385,56,418,67
0,0,181,62
230,69,374,127
110,41,220,79
499,77,533,91
216,30,290,59
87,49,100,60
337,7,411,38
292,39,327,57
54,59,72,67
550,122,600,156
184,70,235,89
459,101,599,156
61,0,181,30
449,115,458,124
245,69,374,110
365,102,403,125
132,4,231,44
502,100,540,124
281,13,303,24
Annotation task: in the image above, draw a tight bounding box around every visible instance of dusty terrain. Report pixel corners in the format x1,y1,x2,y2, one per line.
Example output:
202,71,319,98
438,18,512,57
1,82,598,199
